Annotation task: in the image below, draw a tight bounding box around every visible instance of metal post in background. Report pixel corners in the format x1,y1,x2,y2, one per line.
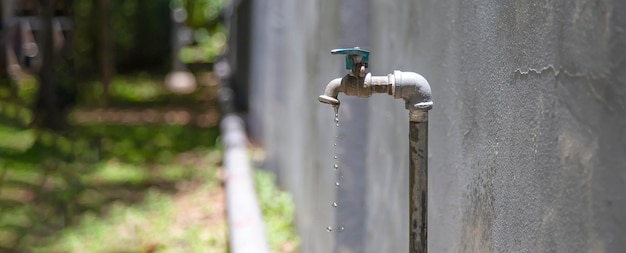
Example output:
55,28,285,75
224,0,251,114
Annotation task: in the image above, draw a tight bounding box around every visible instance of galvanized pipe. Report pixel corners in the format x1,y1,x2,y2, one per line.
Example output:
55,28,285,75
319,48,432,253
221,114,270,253
409,110,428,253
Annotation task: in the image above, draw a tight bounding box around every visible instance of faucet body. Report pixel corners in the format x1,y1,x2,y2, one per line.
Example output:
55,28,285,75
318,48,432,253
318,70,433,111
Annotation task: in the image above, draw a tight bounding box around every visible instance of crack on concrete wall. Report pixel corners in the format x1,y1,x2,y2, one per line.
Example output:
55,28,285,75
514,65,607,80
515,65,616,112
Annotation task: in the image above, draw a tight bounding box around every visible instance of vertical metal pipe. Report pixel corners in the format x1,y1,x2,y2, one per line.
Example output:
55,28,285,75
409,110,428,253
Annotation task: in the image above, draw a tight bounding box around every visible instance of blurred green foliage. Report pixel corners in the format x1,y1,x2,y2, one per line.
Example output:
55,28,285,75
0,125,36,152
0,0,281,251
73,0,228,77
74,0,172,76
256,170,301,252
78,74,168,106
33,188,228,253
176,0,225,27
74,72,218,108
0,118,221,250
0,74,220,250
9,76,38,106
81,124,220,164
28,167,300,253
29,149,225,253
179,25,227,64
176,0,228,64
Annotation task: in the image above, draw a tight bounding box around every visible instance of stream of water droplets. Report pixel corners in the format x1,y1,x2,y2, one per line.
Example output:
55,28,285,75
328,106,341,232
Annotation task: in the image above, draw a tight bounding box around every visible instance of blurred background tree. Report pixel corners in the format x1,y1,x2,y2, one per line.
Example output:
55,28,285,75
175,0,227,65
73,0,227,79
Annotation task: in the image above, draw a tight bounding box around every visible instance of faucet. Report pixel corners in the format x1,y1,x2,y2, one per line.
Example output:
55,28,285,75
318,47,432,253
318,47,432,111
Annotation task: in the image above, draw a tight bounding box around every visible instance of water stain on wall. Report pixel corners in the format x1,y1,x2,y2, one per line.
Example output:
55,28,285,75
457,159,497,253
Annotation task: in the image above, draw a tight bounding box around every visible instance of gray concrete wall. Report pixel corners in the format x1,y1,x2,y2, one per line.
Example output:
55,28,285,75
249,0,626,252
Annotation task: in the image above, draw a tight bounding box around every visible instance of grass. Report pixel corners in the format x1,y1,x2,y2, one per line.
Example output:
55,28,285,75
255,170,300,253
0,122,299,252
24,158,299,253
33,170,227,253
25,147,226,253
0,120,225,251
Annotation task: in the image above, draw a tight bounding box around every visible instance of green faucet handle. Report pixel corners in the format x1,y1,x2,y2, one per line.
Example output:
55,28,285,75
331,47,369,75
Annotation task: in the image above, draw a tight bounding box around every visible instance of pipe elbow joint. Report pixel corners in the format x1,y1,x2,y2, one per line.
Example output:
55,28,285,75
318,77,343,106
392,71,433,111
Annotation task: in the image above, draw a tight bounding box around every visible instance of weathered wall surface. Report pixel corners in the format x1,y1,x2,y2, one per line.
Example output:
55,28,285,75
249,1,341,252
249,0,626,252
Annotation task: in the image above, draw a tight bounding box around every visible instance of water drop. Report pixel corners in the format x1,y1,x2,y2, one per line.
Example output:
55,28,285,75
334,143,337,147
334,164,339,169
341,227,344,231
332,202,338,208
326,226,332,232
335,182,340,187
336,123,339,127
334,155,338,159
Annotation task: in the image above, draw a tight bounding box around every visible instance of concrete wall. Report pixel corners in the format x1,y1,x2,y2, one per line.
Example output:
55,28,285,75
249,0,626,252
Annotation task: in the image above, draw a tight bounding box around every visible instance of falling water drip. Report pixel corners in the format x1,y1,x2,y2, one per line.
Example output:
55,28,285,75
334,107,339,127
332,106,341,187
328,106,341,232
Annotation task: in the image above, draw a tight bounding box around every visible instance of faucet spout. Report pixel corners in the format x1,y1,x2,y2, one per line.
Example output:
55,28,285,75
318,77,343,106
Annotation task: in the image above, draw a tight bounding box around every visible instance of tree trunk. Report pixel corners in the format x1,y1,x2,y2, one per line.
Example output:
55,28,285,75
34,0,64,130
0,1,10,89
0,1,5,77
98,0,114,102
